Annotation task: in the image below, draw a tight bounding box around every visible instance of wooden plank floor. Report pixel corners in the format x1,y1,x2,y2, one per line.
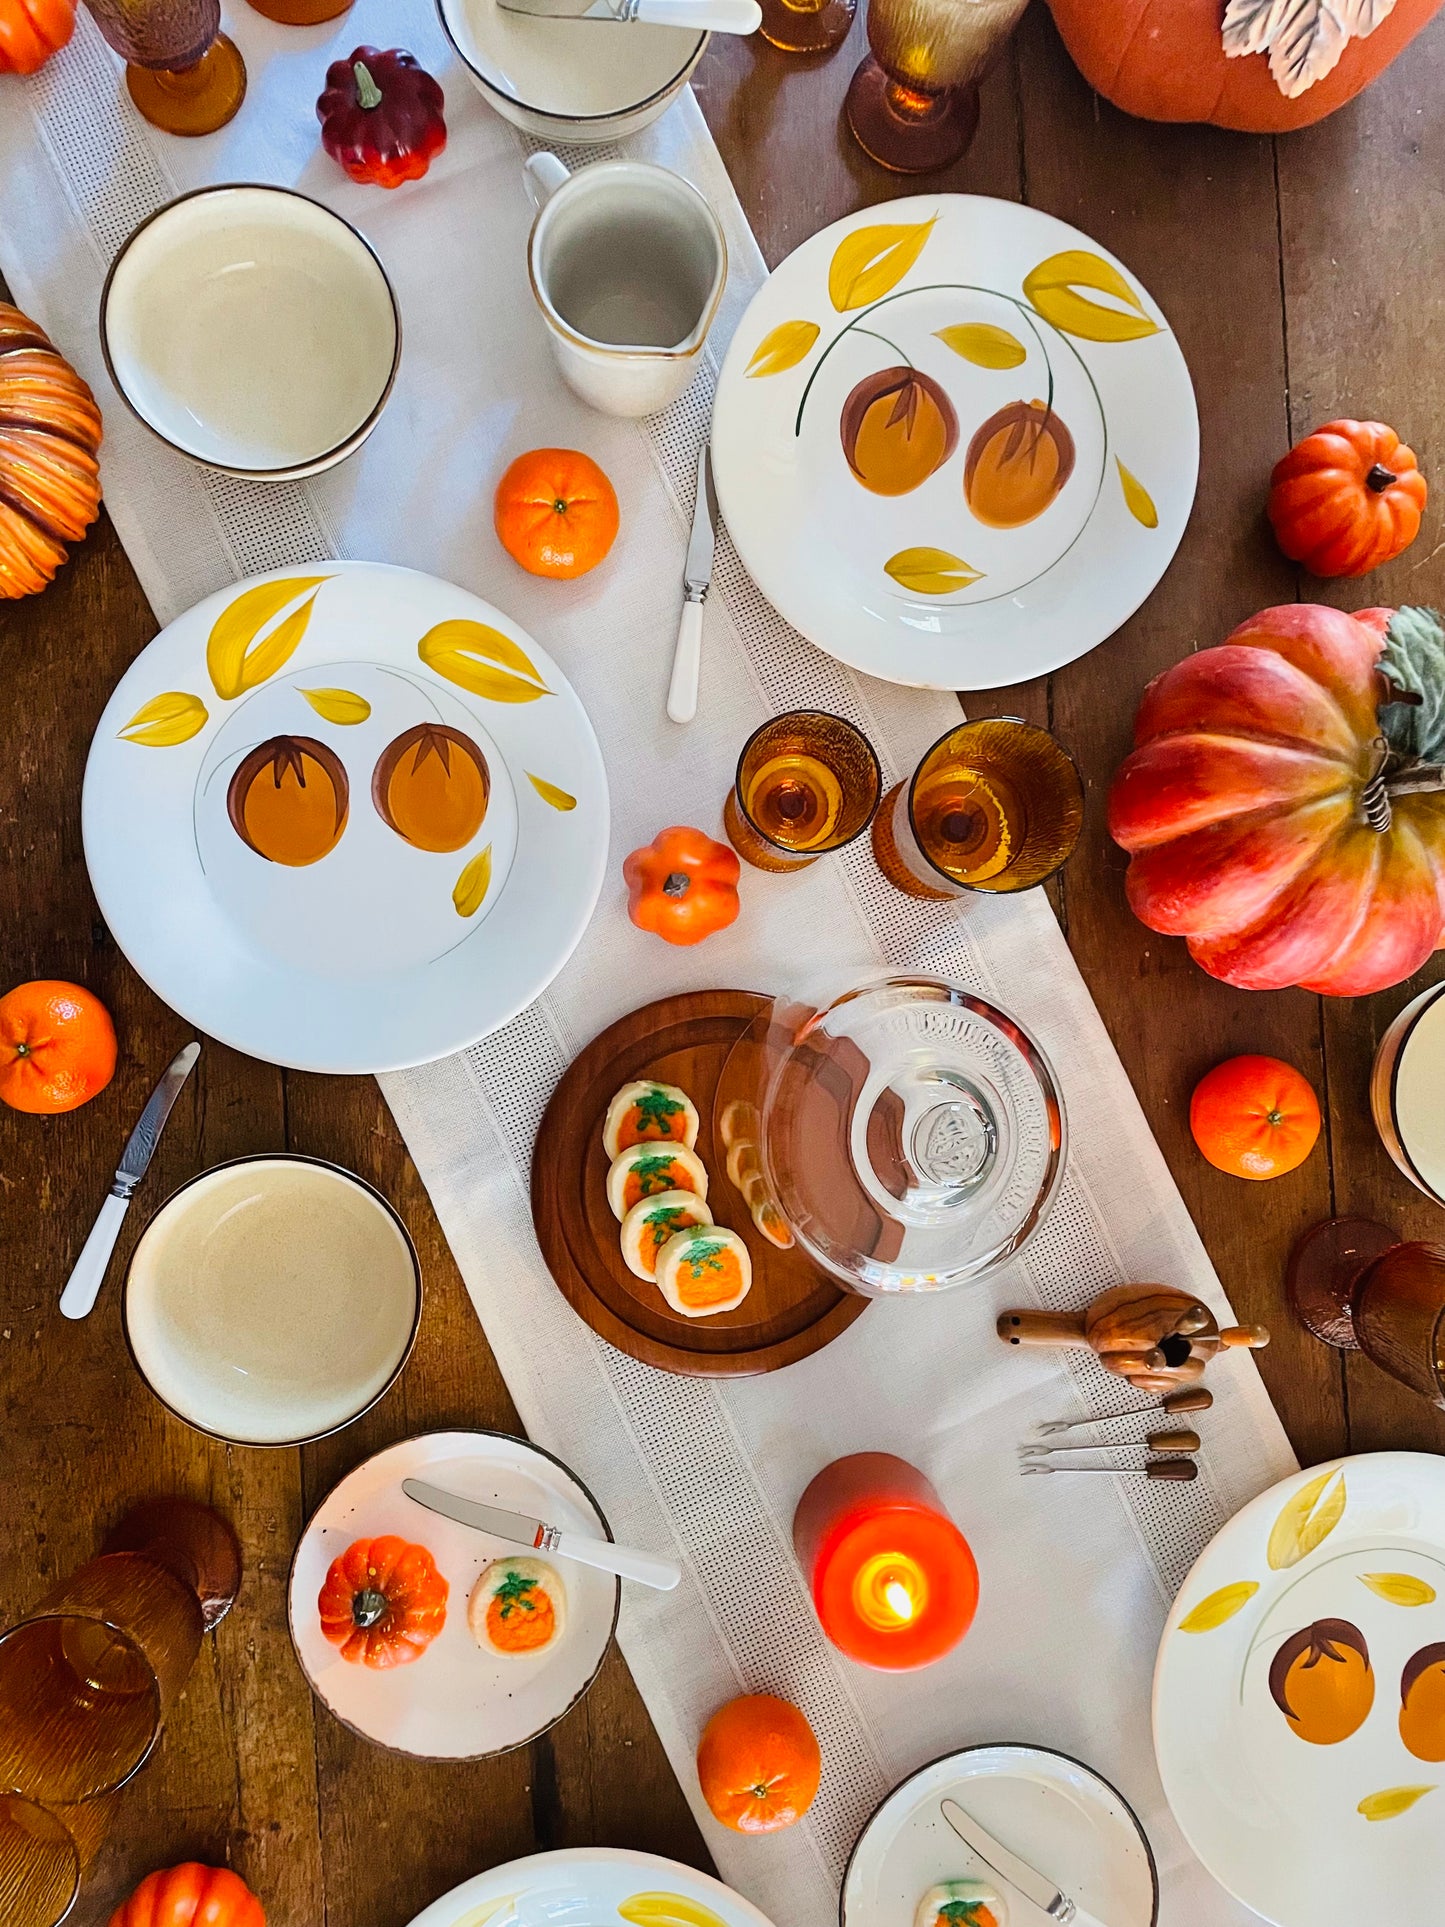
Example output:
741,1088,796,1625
3,6,1445,1920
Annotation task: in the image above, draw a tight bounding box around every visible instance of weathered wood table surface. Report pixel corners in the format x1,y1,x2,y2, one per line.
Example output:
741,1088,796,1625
3,7,1445,1921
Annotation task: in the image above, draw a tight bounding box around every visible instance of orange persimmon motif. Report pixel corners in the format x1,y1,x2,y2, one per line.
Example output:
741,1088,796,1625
1269,1619,1375,1745
372,723,489,852
317,1535,448,1668
965,400,1076,529
228,736,350,867
839,367,958,496
1401,1644,1445,1763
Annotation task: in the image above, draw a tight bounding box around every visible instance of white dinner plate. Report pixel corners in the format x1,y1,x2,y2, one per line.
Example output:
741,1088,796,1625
289,1431,620,1760
404,1847,777,1927
1154,1452,1445,1927
711,195,1198,690
841,1744,1158,1927
82,562,608,1073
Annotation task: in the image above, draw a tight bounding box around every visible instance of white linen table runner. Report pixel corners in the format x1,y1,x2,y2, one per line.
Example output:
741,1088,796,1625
0,10,1297,1923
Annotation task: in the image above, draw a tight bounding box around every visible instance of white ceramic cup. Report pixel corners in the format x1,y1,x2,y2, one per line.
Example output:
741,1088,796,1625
524,153,726,419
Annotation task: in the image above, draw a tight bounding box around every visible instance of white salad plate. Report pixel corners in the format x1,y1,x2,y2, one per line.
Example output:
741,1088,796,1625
289,1431,620,1760
82,562,608,1073
711,195,1198,690
404,1847,777,1927
841,1743,1158,1927
1154,1452,1445,1927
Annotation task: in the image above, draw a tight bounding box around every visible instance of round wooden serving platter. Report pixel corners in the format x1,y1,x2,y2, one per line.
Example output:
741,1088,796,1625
532,989,869,1376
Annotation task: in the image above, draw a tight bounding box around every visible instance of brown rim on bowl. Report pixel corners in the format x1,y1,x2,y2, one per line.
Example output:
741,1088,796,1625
286,1429,623,1761
434,0,705,123
99,184,403,481
121,1153,423,1449
1377,982,1445,1206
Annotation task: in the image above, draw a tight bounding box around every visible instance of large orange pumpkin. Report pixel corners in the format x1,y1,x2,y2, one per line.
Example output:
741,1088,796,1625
1045,0,1445,132
1108,603,1445,997
0,303,103,598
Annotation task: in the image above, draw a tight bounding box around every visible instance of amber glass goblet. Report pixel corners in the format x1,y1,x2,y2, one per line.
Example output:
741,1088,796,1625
0,1791,113,1927
83,0,246,136
845,0,1028,173
1289,1221,1445,1408
756,0,854,54
873,716,1083,900
723,710,881,874
244,0,352,21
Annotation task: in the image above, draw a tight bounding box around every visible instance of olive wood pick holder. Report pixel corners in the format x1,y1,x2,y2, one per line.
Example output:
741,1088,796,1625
997,1284,1269,1395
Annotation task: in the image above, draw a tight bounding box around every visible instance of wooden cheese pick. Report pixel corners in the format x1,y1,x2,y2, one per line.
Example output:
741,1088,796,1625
1034,1387,1213,1436
997,1284,1269,1394
1020,1429,1201,1459
1020,1458,1199,1480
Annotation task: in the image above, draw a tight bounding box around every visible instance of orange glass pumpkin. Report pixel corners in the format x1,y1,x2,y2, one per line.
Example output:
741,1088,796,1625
0,0,75,73
1045,0,1444,133
1268,420,1427,578
108,1862,265,1927
0,304,102,598
623,826,741,946
1108,603,1445,997
317,1535,448,1668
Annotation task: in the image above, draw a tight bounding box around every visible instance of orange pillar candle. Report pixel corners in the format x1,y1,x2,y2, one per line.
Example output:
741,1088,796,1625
793,1453,978,1669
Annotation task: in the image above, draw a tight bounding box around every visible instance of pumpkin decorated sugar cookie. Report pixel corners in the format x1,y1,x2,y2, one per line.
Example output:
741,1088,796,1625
620,1189,714,1282
468,1557,566,1656
916,1881,1006,1927
606,1141,709,1221
603,1079,700,1158
656,1225,752,1318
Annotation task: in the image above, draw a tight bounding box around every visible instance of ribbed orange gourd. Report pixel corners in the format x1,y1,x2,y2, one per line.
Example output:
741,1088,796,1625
0,303,103,598
1108,604,1445,997
0,0,75,74
108,1862,265,1927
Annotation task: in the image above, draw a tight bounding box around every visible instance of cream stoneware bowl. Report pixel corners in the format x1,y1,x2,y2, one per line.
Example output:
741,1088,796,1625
435,0,705,141
101,185,401,481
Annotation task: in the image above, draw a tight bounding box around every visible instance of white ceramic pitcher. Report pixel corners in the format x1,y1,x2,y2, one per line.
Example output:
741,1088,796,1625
524,152,726,418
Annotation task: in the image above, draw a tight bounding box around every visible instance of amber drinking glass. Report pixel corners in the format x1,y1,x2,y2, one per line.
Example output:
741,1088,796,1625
756,0,854,55
0,1792,113,1927
244,0,352,21
845,0,1028,173
723,710,881,874
873,716,1083,900
1289,1221,1445,1408
82,0,246,135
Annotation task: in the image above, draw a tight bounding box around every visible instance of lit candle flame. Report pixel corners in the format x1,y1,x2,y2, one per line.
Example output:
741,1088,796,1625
883,1578,916,1623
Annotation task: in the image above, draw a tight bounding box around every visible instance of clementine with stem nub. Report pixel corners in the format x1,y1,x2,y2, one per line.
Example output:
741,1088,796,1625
0,979,117,1113
494,447,619,579
696,1693,821,1833
1190,1054,1321,1180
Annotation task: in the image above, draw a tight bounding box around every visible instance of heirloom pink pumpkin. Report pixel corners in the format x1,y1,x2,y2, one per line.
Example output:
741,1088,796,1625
1108,603,1445,997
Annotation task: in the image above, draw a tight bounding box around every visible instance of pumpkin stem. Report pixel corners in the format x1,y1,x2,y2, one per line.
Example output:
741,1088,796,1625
662,870,691,898
1386,761,1445,799
353,61,383,110
1366,463,1398,494
351,1586,389,1629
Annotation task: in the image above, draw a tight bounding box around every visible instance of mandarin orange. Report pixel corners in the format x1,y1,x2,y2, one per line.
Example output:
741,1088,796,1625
0,979,117,1113
494,447,619,579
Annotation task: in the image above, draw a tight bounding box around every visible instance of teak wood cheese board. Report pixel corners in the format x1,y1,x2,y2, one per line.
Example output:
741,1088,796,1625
531,989,868,1376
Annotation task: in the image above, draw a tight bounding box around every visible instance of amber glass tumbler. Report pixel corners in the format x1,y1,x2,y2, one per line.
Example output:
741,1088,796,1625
873,716,1083,899
244,0,353,21
1289,1222,1445,1409
757,0,854,55
845,0,1028,173
724,710,881,873
0,1792,113,1927
83,0,245,135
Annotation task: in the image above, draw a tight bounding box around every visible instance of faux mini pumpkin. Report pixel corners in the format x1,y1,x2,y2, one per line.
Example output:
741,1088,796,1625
0,303,102,598
0,0,74,74
1045,0,1444,133
623,826,741,946
317,1535,448,1668
1108,603,1445,997
108,1862,264,1927
1268,420,1427,578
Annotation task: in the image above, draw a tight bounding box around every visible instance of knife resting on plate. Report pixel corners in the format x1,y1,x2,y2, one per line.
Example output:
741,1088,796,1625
943,1796,1117,1927
403,1477,682,1592
499,0,762,31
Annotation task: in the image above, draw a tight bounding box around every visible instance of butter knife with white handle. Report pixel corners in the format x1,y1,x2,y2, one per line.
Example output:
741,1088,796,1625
667,441,718,725
942,1796,1118,1927
403,1477,682,1592
499,0,761,31
59,1041,201,1321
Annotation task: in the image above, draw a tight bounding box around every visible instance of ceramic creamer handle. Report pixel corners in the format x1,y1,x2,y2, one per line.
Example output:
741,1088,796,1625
524,152,571,210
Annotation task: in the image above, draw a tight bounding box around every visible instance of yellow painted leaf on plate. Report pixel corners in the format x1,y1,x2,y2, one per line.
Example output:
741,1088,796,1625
745,320,821,377
1117,459,1159,529
1178,1581,1260,1634
884,547,983,595
419,620,551,703
934,322,1027,369
300,687,371,725
618,1894,729,1927
206,576,330,700
828,218,936,312
453,845,493,917
1358,1785,1436,1822
1267,1467,1346,1570
452,1901,519,1927
528,773,577,811
117,690,208,747
1022,250,1160,343
1361,1573,1437,1607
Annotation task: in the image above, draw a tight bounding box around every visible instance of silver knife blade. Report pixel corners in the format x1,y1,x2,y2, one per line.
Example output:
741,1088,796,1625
115,1042,201,1192
942,1798,1075,1922
402,1478,549,1551
683,441,718,597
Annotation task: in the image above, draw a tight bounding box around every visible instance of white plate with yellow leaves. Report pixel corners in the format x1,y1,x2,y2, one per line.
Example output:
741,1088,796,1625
710,195,1197,690
82,562,608,1072
404,1849,777,1927
1154,1452,1445,1927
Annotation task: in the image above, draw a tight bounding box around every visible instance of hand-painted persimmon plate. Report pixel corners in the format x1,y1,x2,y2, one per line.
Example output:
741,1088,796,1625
403,1847,778,1927
710,195,1198,690
82,562,607,1071
1154,1452,1445,1927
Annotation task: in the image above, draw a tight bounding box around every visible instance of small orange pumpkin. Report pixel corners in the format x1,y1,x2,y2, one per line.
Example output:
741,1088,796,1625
623,825,740,946
0,303,102,597
108,1862,265,1927
0,0,75,74
317,1535,448,1668
1268,420,1427,578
